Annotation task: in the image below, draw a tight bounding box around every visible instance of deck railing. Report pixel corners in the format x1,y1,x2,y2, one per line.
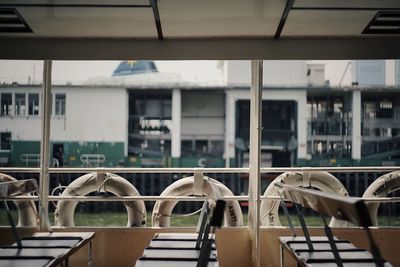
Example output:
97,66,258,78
1,166,400,225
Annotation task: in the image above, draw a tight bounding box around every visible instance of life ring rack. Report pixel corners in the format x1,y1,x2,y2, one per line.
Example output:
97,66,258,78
54,172,146,227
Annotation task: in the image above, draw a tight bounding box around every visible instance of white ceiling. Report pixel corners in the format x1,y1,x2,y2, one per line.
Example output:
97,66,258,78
0,0,400,59
0,0,399,38
159,0,285,37
16,7,157,37
284,10,377,36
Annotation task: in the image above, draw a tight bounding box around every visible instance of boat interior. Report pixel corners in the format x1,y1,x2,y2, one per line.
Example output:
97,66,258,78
1,0,400,266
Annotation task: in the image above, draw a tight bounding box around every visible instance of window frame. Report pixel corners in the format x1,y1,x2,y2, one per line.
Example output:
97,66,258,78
0,92,13,116
28,93,40,116
54,93,66,116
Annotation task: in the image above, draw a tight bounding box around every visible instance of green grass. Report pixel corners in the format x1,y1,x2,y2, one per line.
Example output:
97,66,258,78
2,210,400,227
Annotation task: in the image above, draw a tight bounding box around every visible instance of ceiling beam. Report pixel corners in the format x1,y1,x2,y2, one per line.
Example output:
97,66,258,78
274,0,295,39
150,0,163,40
1,37,400,60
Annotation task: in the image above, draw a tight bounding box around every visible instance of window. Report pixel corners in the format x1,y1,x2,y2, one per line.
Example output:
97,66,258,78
0,93,12,116
55,94,66,115
28,93,39,115
15,93,26,116
363,101,376,119
0,132,11,151
363,98,393,119
128,92,172,156
377,99,393,118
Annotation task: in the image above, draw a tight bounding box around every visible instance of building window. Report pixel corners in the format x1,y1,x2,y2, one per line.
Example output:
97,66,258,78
28,93,39,115
363,101,376,119
377,99,393,118
55,94,66,116
362,98,393,119
15,93,26,116
181,140,223,157
128,92,172,157
0,132,11,151
0,93,12,116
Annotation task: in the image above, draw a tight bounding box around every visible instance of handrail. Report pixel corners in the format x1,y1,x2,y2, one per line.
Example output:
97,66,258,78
2,195,400,203
1,166,400,173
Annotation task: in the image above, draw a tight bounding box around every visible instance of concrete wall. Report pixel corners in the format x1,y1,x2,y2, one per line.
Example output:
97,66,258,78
224,60,308,87
352,60,386,86
0,86,128,144
181,90,225,139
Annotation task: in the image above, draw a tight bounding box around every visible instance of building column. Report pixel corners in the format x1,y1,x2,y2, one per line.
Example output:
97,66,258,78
171,89,181,160
352,90,361,160
297,92,308,160
224,93,236,167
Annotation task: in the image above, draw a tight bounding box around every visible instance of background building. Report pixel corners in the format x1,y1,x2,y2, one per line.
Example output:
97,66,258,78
1,60,400,168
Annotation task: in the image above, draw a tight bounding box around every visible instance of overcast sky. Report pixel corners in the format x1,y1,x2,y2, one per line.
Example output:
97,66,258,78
0,60,352,86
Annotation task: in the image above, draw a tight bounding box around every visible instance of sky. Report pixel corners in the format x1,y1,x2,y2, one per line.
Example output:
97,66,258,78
0,60,352,86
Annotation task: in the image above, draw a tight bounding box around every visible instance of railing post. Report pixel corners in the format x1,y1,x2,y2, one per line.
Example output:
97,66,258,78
39,60,52,231
248,60,263,267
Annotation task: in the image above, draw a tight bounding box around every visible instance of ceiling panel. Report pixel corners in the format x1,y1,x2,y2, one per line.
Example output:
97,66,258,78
4,7,157,37
283,10,377,36
0,0,149,6
159,0,285,37
294,0,400,9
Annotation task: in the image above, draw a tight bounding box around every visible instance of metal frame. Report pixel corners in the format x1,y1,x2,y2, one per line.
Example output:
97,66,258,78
248,60,263,267
38,60,52,232
274,0,295,39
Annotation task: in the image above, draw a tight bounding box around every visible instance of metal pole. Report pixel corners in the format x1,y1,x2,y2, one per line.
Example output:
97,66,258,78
248,60,263,267
39,60,52,231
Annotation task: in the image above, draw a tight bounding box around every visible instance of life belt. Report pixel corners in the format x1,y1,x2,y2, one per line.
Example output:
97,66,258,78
54,172,146,227
0,173,38,227
362,171,400,226
152,176,243,227
260,171,349,227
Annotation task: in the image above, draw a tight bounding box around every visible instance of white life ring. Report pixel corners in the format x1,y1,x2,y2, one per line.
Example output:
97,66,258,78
54,172,146,227
362,171,400,226
0,173,38,227
152,176,243,227
260,171,349,227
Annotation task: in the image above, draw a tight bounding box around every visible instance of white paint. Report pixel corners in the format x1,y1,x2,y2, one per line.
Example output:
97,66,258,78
396,60,400,86
297,93,308,159
171,89,181,158
352,90,362,160
0,86,127,143
224,60,308,87
224,89,308,160
386,60,396,86
224,93,236,167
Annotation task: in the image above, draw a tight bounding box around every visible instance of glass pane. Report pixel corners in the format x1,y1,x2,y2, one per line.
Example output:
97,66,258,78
28,93,39,115
15,93,26,116
1,93,12,116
